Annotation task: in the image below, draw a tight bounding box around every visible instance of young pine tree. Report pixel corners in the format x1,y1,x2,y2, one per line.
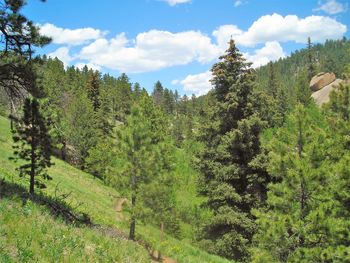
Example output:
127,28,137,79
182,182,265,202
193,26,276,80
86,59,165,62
197,40,269,262
115,95,173,240
11,97,53,195
251,104,346,262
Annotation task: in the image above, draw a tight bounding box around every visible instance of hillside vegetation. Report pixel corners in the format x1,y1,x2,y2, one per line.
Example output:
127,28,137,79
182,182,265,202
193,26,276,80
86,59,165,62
0,116,231,263
1,1,350,261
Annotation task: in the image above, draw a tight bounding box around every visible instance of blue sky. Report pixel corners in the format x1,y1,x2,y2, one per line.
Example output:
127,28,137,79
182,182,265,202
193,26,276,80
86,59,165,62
23,0,349,95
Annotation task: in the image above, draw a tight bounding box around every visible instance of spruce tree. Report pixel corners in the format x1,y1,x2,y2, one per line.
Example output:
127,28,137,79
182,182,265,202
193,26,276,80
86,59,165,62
11,97,52,195
197,40,269,261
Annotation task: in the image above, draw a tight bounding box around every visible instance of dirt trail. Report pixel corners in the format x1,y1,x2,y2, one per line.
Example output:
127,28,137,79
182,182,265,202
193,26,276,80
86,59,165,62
150,250,177,263
113,198,177,263
114,198,127,221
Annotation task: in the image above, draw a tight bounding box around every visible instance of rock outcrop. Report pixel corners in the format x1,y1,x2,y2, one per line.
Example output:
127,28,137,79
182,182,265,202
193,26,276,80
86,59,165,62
311,78,342,106
310,72,336,92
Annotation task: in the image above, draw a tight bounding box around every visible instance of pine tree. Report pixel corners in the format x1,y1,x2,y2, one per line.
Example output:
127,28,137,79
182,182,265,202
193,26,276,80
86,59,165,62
296,70,311,106
87,70,100,112
307,37,316,81
152,81,164,106
62,90,97,167
251,104,348,262
267,62,278,98
115,95,173,240
266,62,288,126
11,97,53,195
197,40,269,261
0,0,51,98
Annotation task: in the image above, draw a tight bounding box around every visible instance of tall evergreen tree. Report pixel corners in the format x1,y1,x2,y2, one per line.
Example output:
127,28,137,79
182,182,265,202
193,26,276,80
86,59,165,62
307,37,316,81
197,40,269,261
87,70,100,112
152,81,164,106
11,97,52,195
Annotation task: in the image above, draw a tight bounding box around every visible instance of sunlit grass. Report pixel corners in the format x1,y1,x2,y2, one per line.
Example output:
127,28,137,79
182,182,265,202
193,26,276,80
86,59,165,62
0,116,232,263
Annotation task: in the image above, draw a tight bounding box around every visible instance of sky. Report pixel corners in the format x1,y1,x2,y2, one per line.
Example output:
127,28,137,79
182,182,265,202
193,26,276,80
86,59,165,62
23,0,349,96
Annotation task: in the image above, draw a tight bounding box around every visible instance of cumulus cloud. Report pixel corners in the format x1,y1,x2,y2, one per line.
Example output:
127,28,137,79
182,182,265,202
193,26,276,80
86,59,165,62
43,13,347,77
244,41,285,68
48,47,73,66
213,25,243,49
213,14,347,47
79,30,220,73
314,0,347,15
40,23,105,46
176,71,212,96
164,0,191,6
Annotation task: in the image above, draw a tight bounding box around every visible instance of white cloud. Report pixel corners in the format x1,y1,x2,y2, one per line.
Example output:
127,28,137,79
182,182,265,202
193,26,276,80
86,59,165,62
213,25,243,49
40,23,105,46
213,14,347,47
164,0,191,6
79,30,220,73
43,13,347,76
176,71,212,96
244,41,285,68
314,0,347,15
48,47,73,66
75,62,101,71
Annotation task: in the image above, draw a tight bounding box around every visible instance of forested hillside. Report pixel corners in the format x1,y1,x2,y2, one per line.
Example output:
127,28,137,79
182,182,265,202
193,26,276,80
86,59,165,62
1,0,350,262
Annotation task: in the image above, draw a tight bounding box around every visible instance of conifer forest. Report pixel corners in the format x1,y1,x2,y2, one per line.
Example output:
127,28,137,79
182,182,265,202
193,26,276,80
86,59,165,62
1,0,350,262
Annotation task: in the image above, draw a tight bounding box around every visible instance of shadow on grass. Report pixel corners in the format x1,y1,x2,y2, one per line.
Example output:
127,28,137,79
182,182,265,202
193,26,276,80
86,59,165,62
0,177,92,226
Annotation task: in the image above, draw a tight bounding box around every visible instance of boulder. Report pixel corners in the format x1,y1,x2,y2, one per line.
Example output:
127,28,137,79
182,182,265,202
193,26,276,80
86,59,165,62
309,72,336,92
311,78,342,106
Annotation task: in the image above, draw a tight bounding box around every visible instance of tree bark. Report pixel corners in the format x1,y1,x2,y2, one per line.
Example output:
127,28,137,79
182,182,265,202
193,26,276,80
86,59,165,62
30,127,35,196
29,100,36,196
61,140,66,161
297,114,306,247
157,221,164,261
129,193,136,240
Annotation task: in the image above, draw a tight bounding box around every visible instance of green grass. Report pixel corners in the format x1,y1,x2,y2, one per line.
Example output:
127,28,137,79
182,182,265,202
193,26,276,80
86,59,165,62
0,116,232,263
0,196,149,263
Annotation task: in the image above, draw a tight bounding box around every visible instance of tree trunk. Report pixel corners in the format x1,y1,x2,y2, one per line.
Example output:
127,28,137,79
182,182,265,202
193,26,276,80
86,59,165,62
29,101,36,196
30,134,35,196
157,221,164,261
61,140,66,161
129,193,136,240
297,114,306,247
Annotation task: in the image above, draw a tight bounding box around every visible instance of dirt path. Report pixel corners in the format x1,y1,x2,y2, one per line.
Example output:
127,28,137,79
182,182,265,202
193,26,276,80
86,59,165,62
114,198,127,221
113,198,177,263
150,250,177,263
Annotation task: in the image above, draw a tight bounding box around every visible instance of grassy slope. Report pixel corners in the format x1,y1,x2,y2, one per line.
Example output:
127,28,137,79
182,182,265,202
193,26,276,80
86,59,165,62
0,116,231,263
0,197,149,263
